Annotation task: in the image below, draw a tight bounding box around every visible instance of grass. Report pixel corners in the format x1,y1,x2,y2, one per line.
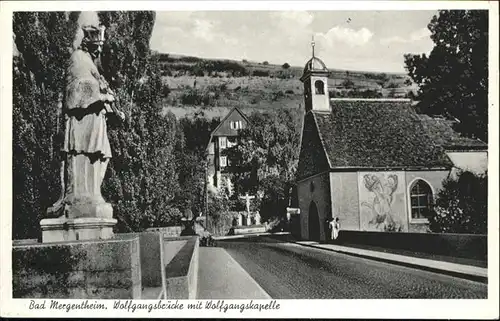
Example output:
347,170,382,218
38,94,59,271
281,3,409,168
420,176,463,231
157,52,416,119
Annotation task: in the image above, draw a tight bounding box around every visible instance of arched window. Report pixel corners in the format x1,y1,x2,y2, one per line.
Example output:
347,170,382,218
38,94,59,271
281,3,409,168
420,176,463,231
314,80,325,95
410,180,433,220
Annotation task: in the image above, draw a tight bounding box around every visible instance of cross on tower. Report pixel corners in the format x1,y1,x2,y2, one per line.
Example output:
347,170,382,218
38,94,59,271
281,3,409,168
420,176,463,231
239,193,255,214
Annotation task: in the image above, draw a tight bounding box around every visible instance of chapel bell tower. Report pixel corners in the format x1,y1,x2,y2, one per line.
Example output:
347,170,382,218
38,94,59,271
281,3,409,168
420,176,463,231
300,36,330,112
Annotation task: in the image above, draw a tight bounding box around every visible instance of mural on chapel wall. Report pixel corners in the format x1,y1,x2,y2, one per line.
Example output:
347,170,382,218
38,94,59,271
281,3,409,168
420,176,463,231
358,171,407,232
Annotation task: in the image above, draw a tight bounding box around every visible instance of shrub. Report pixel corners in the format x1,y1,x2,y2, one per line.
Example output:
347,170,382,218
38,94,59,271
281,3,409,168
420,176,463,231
385,82,399,89
194,68,205,77
199,234,217,247
271,90,285,101
180,89,203,105
252,70,270,77
262,61,269,65
429,171,487,234
341,79,355,89
157,206,183,227
180,56,202,63
206,191,233,236
162,83,171,97
266,217,289,233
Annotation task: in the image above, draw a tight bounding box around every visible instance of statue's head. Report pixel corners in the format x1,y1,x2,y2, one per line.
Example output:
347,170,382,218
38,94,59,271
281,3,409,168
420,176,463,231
81,25,105,59
73,12,106,59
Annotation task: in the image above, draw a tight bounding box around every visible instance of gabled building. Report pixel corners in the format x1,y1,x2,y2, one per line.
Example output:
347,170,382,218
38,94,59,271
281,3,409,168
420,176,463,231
206,107,250,193
296,52,487,241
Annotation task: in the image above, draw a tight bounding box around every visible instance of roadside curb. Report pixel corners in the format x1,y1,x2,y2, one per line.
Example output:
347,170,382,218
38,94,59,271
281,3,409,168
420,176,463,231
283,239,488,284
213,231,289,240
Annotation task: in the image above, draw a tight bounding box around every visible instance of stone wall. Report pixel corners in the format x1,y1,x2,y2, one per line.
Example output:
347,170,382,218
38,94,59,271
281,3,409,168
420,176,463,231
164,236,199,299
12,236,141,299
146,226,182,237
338,230,487,262
162,239,188,268
115,232,163,288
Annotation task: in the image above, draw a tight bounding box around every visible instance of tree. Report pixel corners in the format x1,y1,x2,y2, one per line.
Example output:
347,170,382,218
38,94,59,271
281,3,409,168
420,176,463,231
341,79,355,89
174,116,219,217
258,175,288,222
98,11,183,231
13,12,80,239
225,109,301,221
428,170,487,234
282,62,290,69
404,10,488,142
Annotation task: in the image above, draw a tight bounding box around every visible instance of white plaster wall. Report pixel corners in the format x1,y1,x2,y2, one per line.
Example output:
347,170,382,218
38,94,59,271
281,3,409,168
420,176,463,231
297,172,331,241
207,142,215,155
446,151,488,176
330,172,360,231
311,75,330,112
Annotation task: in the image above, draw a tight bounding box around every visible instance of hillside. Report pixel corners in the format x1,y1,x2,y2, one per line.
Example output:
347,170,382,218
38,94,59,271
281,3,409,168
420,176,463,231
155,52,417,119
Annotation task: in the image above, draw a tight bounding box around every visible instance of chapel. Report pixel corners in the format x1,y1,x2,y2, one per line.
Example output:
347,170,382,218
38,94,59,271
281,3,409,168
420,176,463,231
296,45,488,241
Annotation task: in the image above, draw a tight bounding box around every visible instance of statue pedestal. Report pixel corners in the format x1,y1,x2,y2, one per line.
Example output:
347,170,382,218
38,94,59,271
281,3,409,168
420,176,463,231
246,214,252,226
43,199,115,243
40,217,117,243
47,199,114,219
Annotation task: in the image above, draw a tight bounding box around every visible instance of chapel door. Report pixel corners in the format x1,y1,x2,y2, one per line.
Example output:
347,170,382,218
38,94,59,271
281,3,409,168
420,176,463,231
308,201,320,241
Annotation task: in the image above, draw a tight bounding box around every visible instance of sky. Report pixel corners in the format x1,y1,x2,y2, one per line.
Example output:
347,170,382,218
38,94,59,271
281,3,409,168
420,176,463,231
150,10,438,73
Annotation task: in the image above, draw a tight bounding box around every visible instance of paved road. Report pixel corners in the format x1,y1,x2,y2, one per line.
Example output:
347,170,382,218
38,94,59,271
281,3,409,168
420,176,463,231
217,237,487,299
197,247,271,299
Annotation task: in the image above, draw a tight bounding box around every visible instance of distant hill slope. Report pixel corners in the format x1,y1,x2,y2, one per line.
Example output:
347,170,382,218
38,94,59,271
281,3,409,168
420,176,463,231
155,52,417,119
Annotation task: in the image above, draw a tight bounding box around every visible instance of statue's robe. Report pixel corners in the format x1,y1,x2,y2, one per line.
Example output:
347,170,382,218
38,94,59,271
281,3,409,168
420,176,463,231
58,48,112,215
64,49,111,158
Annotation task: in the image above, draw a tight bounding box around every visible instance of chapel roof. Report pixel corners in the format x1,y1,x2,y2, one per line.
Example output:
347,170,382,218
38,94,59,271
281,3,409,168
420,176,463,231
303,57,328,75
311,99,456,169
416,114,487,151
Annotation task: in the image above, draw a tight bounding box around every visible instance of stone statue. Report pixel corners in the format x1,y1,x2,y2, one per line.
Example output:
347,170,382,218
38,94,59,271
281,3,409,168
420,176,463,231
42,12,124,242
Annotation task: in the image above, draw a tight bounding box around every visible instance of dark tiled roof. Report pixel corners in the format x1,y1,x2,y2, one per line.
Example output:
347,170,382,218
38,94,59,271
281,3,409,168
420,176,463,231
313,100,453,169
211,107,249,137
417,114,487,151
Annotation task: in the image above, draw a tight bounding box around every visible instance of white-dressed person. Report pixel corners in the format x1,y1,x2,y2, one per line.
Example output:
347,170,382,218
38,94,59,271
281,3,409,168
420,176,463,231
329,217,340,241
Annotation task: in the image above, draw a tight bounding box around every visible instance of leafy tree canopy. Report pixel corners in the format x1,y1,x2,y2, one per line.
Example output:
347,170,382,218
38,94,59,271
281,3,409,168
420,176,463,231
224,109,301,221
404,10,488,142
429,170,487,234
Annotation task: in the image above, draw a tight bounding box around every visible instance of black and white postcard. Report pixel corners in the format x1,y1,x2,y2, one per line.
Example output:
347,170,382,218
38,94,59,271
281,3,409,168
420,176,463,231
1,1,498,319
